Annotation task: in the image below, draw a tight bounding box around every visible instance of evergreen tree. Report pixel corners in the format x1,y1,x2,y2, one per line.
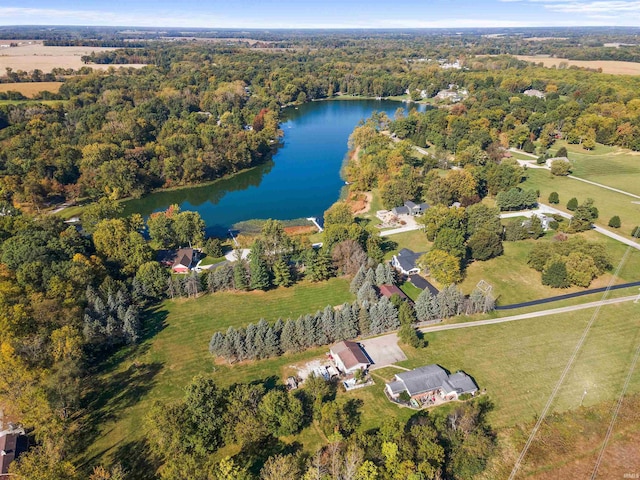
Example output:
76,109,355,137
294,317,308,350
542,261,570,288
358,304,371,336
233,328,247,361
264,326,281,357
249,243,271,290
254,319,269,358
350,265,367,294
224,327,239,362
122,305,140,344
548,191,560,204
369,302,386,334
436,285,465,318
233,261,249,291
321,306,338,343
383,263,396,285
398,301,417,325
375,263,387,286
566,197,578,211
608,216,621,228
364,267,376,286
209,331,225,356
313,311,329,346
415,289,435,322
272,257,293,287
245,323,257,360
280,319,297,352
338,304,358,340
357,280,378,305
378,296,400,331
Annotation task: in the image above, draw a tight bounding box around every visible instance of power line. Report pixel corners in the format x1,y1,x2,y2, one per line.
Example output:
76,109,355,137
508,236,637,480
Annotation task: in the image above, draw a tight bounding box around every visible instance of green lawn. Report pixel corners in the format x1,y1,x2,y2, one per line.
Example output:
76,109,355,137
0,99,68,106
79,278,353,468
522,168,640,238
550,140,640,196
399,301,640,428
400,281,423,301
460,231,640,305
382,229,431,261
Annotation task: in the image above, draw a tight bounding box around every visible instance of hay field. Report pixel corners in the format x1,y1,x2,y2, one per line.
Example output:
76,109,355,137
515,55,640,75
0,81,62,97
0,41,147,72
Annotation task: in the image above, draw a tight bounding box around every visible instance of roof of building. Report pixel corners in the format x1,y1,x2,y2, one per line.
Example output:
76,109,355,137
523,89,546,98
0,426,26,475
331,340,370,371
405,200,418,209
390,365,478,397
395,365,450,396
392,206,410,215
409,274,439,295
394,248,421,273
173,248,194,269
378,284,409,301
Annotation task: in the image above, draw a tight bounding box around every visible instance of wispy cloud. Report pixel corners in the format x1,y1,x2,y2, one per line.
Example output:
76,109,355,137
499,0,640,18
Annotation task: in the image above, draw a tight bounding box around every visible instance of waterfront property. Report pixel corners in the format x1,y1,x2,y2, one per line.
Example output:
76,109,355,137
391,248,423,275
172,247,195,273
392,200,430,217
385,364,477,405
0,424,27,476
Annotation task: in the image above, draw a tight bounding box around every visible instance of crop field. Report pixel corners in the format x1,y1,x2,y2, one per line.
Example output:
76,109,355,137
0,41,146,72
0,81,62,97
551,141,640,196
515,55,640,75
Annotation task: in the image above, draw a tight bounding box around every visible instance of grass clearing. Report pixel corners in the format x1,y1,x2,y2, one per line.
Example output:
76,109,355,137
400,301,640,428
550,140,640,196
79,278,353,467
522,168,640,238
515,55,640,75
460,231,640,305
382,228,431,260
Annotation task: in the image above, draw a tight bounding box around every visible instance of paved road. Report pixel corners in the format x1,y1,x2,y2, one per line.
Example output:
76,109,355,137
379,224,423,236
417,295,638,334
496,281,640,310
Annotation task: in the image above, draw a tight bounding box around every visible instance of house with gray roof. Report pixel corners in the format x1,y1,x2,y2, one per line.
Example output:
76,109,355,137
391,248,422,275
391,205,410,216
393,201,430,217
386,364,477,402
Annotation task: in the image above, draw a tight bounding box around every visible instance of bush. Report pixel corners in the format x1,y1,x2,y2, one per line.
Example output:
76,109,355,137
608,216,621,228
633,226,640,238
566,197,578,211
542,261,570,288
523,139,535,153
556,146,568,158
458,393,473,401
548,191,559,204
550,159,571,176
468,231,504,261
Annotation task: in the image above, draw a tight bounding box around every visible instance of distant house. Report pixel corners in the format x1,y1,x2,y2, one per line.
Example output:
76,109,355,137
0,425,27,476
392,248,422,276
391,205,410,216
330,341,370,374
403,200,430,216
523,213,553,232
385,364,478,402
523,89,546,99
172,248,194,273
378,284,410,302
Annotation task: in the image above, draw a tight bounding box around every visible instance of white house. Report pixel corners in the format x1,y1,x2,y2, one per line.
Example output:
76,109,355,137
391,248,422,275
330,341,370,374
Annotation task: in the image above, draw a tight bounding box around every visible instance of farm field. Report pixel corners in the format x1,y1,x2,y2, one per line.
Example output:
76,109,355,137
0,81,62,97
0,41,146,72
460,230,640,305
550,140,640,196
515,55,640,75
79,278,353,467
522,168,640,237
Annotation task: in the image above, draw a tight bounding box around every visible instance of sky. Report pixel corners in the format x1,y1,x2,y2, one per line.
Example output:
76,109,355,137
0,0,639,29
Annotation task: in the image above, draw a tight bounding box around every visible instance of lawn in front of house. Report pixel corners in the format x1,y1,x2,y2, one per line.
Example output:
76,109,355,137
382,229,432,261
80,278,353,468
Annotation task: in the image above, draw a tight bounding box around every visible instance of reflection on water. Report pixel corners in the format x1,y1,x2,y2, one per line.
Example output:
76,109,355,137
122,99,428,236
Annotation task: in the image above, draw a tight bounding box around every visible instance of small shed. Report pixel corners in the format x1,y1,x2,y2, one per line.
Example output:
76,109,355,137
330,341,370,374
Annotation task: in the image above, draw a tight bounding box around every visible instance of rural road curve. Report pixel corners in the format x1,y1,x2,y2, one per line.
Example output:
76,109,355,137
417,295,638,334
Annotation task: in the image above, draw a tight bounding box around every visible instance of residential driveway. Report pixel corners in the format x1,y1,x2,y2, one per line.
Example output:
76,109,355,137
359,335,407,370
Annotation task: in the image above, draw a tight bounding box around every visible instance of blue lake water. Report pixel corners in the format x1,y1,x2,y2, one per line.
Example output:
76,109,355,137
122,99,426,236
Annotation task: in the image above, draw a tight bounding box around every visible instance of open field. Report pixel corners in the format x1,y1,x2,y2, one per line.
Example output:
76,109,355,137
0,99,67,106
399,300,640,428
522,168,640,237
79,278,353,467
382,228,431,260
515,55,640,75
0,41,146,72
0,81,62,97
460,230,640,305
550,140,640,196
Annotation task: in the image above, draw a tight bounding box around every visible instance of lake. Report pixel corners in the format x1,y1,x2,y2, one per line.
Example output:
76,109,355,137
122,99,427,236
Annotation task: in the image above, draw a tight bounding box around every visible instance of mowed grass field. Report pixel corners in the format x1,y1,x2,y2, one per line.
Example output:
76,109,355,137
522,168,640,237
399,300,640,428
551,140,640,196
0,81,62,97
80,278,353,467
460,230,640,305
